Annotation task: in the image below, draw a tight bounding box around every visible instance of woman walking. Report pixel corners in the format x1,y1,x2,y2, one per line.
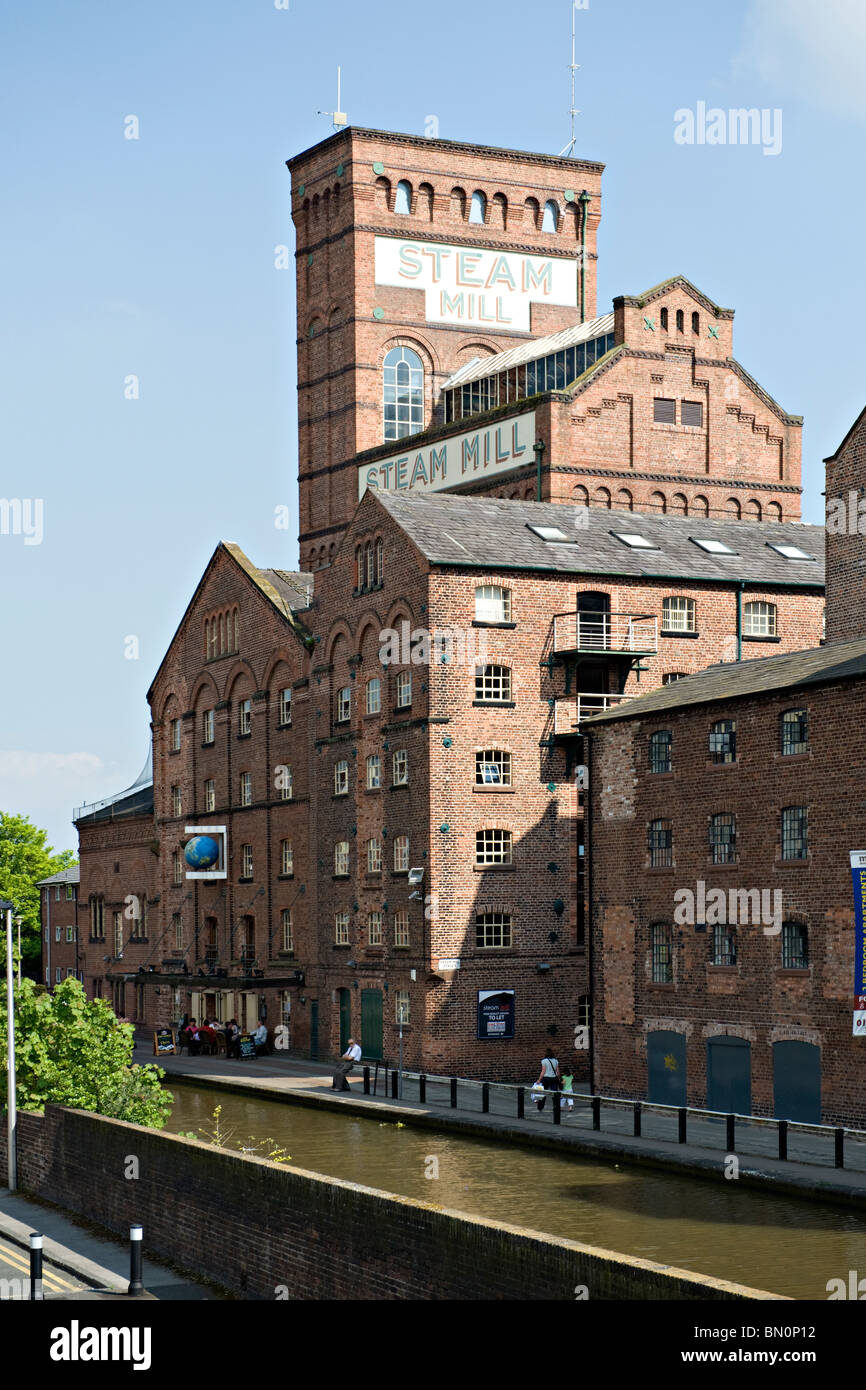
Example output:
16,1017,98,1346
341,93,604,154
535,1048,560,1112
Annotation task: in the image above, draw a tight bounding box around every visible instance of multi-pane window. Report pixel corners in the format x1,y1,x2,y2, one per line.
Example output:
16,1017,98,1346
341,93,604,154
711,923,737,967
396,671,412,708
650,922,673,983
476,911,512,948
368,911,383,945
475,664,512,702
383,346,424,441
366,838,382,873
170,718,181,751
334,760,349,796
709,813,737,865
280,840,294,876
396,990,410,1024
781,806,808,860
366,678,381,714
336,686,351,722
172,912,183,950
335,911,350,946
171,785,182,817
279,766,293,801
202,709,215,744
366,755,381,790
781,921,808,969
709,720,736,764
172,851,183,885
334,841,350,876
392,750,408,785
204,778,216,812
393,911,410,947
90,898,104,939
241,843,253,877
648,730,672,774
662,596,696,633
239,699,252,735
648,819,673,868
393,835,410,872
66,925,74,942
474,585,512,623
781,709,808,756
743,601,777,637
662,673,686,685
240,771,252,806
281,909,294,952
653,398,676,424
66,884,74,900
279,687,292,725
113,911,123,958
475,829,513,865
475,749,513,786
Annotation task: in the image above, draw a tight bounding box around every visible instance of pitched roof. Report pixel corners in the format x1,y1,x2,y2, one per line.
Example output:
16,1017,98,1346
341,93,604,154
37,866,80,887
371,493,825,587
583,635,866,726
442,314,615,391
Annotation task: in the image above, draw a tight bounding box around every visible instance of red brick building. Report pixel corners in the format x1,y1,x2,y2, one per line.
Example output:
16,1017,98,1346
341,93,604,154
37,867,81,989
53,124,826,1079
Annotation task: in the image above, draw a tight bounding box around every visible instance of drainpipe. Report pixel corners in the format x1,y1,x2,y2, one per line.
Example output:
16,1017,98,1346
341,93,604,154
584,730,595,1097
736,583,744,662
534,440,546,502
578,190,591,324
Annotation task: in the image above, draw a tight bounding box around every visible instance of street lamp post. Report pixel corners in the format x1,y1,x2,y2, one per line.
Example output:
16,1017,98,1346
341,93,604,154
15,915,21,987
2,900,17,1191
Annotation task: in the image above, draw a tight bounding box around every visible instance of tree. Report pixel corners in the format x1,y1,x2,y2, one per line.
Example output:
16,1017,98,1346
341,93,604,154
0,813,77,963
0,978,172,1128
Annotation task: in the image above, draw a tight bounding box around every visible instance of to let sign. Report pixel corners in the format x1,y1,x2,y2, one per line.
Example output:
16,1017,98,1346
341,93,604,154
477,988,515,1041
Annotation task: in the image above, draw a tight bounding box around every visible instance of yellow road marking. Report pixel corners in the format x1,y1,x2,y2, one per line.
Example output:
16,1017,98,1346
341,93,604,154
0,1242,80,1291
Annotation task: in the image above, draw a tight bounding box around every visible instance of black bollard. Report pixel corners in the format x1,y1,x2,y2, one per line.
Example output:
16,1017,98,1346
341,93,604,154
481,1082,489,1113
517,1087,525,1119
726,1113,736,1153
450,1077,458,1108
128,1223,144,1297
678,1108,687,1144
835,1128,845,1169
29,1233,43,1302
553,1091,561,1125
633,1101,641,1137
591,1095,601,1131
363,1065,370,1095
778,1120,788,1161
419,1074,426,1103
391,1069,398,1099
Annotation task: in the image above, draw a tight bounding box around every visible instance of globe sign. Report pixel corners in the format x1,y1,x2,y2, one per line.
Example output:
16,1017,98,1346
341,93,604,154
184,835,220,871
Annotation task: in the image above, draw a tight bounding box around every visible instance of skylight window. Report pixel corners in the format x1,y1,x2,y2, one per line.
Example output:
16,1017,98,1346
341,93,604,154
691,537,737,555
528,524,575,543
611,532,659,550
767,543,815,561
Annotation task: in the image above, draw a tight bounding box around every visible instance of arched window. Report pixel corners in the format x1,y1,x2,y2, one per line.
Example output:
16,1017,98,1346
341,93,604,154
374,537,383,585
693,495,709,518
692,311,700,335
650,491,667,514
524,196,540,228
745,498,762,520
355,546,363,589
726,497,741,518
767,501,782,521
469,190,486,224
219,614,225,655
670,493,688,515
616,488,633,511
451,186,466,220
542,199,559,232
573,484,589,507
660,307,669,331
383,346,424,441
374,176,391,212
662,596,696,633
491,193,507,229
594,487,611,509
676,309,684,333
394,179,412,215
418,182,434,220
743,601,777,637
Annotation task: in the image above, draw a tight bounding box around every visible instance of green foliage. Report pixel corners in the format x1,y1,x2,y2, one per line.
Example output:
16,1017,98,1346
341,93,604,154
0,977,172,1128
181,1104,291,1163
0,812,77,961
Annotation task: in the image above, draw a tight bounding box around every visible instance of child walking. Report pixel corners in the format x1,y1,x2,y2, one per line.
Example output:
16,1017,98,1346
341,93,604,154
561,1066,575,1113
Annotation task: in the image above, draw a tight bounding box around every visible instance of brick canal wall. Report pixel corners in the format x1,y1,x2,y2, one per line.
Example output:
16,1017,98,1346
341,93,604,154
0,1106,779,1300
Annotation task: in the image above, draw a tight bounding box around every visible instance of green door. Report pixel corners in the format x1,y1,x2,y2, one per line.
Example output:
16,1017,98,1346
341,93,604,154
361,988,383,1060
338,987,352,1054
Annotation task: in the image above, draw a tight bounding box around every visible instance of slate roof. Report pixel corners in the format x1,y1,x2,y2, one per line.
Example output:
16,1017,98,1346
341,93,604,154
583,635,866,726
37,866,80,887
373,493,825,587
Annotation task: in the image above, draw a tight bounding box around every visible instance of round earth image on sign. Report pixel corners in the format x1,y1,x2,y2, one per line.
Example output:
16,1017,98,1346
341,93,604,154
184,835,220,870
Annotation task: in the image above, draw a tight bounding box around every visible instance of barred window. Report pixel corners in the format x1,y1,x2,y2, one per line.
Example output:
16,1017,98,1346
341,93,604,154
239,699,252,735
662,596,696,632
335,911,350,946
240,771,252,806
781,708,808,756
475,664,512,702
781,921,808,969
204,778,215,813
367,911,383,945
366,838,382,873
334,841,350,876
649,730,672,774
281,909,293,952
396,670,412,707
279,687,292,725
475,585,512,623
781,806,808,860
172,850,183,885
202,709,214,744
650,922,672,983
709,719,736,764
334,760,349,796
366,754,381,789
336,686,351,722
743,601,777,637
711,923,737,967
241,843,253,877
170,719,181,751
396,989,411,1024
171,784,182,817
393,911,410,947
709,813,736,865
280,840,294,876
393,835,409,872
475,828,513,865
476,911,512,948
392,749,408,785
366,678,381,714
475,749,513,785
648,819,673,868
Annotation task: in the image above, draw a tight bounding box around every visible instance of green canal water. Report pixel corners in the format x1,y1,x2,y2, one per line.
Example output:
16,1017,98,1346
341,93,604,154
165,1083,866,1299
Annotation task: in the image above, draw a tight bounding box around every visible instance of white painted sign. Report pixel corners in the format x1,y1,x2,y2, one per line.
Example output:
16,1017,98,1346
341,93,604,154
375,237,578,331
359,409,535,499
436,958,461,972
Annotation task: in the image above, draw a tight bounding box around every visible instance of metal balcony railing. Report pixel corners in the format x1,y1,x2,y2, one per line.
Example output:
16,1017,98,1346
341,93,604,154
552,611,658,655
554,692,633,735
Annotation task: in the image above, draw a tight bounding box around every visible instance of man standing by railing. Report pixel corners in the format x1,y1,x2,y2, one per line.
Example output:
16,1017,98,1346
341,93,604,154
332,1037,362,1091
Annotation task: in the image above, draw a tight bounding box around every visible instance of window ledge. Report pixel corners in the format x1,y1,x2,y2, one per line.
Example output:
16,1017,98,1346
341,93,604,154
201,741,216,749
660,629,699,639
238,877,254,885
473,785,515,793
390,782,410,791
646,865,675,874
704,859,739,871
707,964,739,972
237,732,252,740
646,981,676,989
472,863,516,872
276,721,293,731
472,620,516,630
774,857,811,869
472,700,516,709
743,634,781,644
332,944,351,951
332,874,350,881
277,873,295,882
777,967,810,977
364,786,382,795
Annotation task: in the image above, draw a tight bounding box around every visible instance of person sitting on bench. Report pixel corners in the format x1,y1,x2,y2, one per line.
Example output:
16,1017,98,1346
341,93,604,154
252,1020,269,1056
332,1037,362,1091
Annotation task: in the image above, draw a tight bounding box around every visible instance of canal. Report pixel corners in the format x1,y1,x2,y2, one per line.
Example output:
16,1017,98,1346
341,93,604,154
165,1082,866,1299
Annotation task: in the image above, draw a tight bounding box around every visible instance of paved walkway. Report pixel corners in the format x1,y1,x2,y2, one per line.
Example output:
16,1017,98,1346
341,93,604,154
148,1045,866,1205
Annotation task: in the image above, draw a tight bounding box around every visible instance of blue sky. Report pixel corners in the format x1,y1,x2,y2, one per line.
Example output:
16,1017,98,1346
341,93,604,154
2,0,864,853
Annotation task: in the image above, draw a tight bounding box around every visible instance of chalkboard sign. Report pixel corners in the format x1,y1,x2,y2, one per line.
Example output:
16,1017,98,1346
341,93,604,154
238,1033,256,1060
153,1028,176,1056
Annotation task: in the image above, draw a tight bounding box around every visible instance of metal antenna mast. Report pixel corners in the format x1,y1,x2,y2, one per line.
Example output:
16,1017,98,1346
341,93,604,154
559,3,581,157
318,67,347,131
